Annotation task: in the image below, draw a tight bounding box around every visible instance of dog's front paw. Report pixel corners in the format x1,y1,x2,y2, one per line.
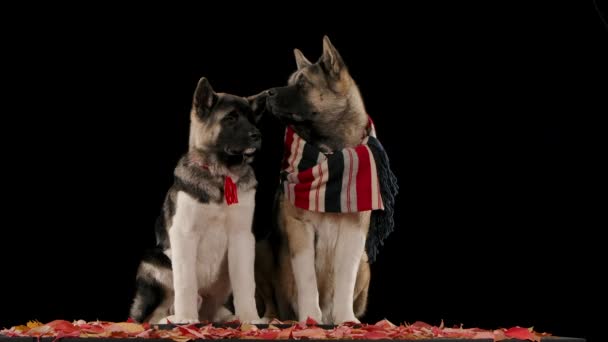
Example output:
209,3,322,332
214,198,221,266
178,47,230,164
159,315,199,324
213,306,236,323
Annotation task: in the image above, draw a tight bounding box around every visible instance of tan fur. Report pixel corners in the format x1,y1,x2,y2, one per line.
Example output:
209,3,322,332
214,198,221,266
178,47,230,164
260,36,374,324
188,102,232,151
262,193,371,322
189,110,220,151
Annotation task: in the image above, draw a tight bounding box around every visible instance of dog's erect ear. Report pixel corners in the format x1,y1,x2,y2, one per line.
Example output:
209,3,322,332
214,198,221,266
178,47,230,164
320,35,345,77
294,48,312,70
247,90,268,124
193,77,217,116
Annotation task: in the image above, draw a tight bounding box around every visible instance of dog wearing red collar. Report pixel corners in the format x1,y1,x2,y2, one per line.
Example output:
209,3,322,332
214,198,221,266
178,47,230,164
129,77,267,324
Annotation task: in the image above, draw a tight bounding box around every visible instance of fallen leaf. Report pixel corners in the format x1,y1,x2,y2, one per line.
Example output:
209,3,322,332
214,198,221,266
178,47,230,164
46,320,79,334
26,320,42,329
292,327,327,339
363,330,390,340
305,317,319,326
505,326,535,341
107,322,145,334
12,326,29,333
241,323,258,332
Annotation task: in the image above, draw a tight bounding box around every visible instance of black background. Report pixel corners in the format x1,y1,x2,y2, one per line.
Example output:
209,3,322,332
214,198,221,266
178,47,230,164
2,2,606,341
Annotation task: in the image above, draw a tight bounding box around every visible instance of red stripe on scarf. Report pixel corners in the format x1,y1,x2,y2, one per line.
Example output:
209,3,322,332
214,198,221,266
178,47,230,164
294,167,314,210
315,164,323,211
281,118,385,213
355,145,372,211
290,135,302,172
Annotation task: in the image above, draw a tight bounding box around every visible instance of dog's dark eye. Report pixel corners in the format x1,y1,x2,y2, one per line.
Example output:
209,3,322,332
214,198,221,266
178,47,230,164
223,112,238,123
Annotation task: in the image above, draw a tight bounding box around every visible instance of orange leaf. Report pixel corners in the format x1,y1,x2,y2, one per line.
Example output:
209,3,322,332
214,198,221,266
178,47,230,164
107,322,145,334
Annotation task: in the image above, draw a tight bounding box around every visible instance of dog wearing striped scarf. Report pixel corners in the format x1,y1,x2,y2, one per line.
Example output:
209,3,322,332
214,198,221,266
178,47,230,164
259,36,398,324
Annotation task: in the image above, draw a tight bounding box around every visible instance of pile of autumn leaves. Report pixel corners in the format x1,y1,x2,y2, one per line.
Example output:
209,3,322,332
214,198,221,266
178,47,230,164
1,318,550,341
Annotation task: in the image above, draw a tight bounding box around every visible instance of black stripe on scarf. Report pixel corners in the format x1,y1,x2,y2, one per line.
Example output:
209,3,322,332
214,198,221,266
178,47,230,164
324,151,344,212
299,143,320,171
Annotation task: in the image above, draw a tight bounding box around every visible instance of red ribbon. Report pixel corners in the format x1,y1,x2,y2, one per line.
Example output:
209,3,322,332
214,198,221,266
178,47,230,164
224,176,238,205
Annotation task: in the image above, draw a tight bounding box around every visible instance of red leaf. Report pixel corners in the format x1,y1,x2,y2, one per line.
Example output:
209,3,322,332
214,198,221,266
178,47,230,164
176,325,209,339
327,325,349,339
212,328,237,338
52,330,81,342
410,321,433,329
277,326,294,339
374,319,396,329
292,327,327,339
505,327,535,340
305,317,319,326
46,320,79,334
135,329,153,338
363,331,390,340
257,330,280,339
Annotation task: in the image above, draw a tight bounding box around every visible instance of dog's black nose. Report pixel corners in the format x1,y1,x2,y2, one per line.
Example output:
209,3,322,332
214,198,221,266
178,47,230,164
267,89,276,97
249,131,261,141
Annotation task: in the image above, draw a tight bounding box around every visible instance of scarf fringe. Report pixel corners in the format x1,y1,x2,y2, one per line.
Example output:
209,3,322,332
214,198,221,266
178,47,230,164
366,137,399,263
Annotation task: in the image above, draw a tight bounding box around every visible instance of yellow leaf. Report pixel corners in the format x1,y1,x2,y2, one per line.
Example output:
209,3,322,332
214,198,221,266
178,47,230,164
27,320,42,329
241,323,257,332
13,325,29,332
107,322,145,333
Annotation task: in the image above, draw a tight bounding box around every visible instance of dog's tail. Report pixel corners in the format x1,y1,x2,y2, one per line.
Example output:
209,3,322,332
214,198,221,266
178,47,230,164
129,248,172,322
129,276,165,323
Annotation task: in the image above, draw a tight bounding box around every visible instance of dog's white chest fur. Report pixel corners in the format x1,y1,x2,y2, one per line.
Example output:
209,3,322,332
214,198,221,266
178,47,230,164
166,189,260,323
169,190,254,287
168,192,225,286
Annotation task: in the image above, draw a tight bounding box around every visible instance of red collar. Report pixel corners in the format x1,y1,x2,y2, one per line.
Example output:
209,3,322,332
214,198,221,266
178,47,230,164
197,164,238,206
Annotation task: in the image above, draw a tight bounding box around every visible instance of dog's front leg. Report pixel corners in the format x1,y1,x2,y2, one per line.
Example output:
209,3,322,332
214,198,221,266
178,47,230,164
332,219,367,324
227,193,264,323
285,216,323,323
169,216,200,323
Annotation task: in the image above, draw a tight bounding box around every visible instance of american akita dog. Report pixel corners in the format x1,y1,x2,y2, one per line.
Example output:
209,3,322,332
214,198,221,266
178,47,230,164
129,77,268,324
261,36,398,324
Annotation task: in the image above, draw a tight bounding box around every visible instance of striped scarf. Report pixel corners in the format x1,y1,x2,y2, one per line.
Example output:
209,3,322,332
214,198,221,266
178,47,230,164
280,118,399,262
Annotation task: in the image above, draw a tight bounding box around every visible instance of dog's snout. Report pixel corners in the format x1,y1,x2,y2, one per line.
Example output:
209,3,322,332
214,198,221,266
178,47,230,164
249,131,261,141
